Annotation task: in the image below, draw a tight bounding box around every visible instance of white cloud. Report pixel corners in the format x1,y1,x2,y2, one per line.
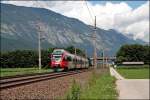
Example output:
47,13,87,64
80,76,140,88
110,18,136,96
1,1,149,42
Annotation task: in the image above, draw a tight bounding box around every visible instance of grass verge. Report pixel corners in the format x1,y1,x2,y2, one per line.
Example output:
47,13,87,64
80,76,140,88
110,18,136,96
116,65,149,68
117,67,150,79
66,70,118,100
0,68,53,77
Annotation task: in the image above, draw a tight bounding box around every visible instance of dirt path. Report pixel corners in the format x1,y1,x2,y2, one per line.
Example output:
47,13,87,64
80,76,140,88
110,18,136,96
110,67,150,99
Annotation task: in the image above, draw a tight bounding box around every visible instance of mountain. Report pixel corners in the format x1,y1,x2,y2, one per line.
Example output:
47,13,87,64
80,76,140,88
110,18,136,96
0,3,145,56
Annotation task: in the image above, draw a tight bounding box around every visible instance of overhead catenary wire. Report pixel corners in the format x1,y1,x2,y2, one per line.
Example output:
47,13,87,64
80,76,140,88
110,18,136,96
84,0,95,23
84,0,97,68
85,1,105,67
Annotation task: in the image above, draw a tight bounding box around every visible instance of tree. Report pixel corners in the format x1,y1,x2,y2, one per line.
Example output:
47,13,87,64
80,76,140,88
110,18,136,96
65,46,85,57
65,46,75,54
116,44,149,64
0,49,53,68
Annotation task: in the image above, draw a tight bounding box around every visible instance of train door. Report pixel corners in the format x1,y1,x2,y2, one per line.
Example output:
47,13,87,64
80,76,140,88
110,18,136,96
66,56,74,69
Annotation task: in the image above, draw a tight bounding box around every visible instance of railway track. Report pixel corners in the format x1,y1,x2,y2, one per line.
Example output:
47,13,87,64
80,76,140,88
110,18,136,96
0,69,90,90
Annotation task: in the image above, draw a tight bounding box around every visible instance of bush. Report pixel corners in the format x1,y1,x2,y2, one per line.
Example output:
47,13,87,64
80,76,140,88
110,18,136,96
0,50,52,68
116,44,150,64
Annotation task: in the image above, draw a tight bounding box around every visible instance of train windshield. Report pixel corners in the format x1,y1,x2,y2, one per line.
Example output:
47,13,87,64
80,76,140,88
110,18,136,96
53,50,63,55
52,55,61,61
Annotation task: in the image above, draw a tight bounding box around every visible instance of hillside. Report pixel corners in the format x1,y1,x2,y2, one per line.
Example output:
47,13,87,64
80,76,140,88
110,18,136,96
0,3,144,56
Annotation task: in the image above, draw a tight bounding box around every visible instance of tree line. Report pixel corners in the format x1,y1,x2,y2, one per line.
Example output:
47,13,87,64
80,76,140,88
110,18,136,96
116,44,149,64
0,46,86,68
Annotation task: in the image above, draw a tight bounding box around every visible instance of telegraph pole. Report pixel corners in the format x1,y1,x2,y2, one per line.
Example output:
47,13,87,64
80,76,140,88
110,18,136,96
103,49,104,68
38,25,42,70
85,49,87,58
93,16,97,69
106,56,108,67
84,49,86,67
75,47,77,56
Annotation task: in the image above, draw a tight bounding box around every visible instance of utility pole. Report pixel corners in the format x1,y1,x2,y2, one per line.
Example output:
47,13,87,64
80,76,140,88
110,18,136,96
105,56,107,68
75,47,77,56
74,42,77,68
38,25,42,70
93,16,97,69
85,49,87,58
103,49,104,68
84,49,86,67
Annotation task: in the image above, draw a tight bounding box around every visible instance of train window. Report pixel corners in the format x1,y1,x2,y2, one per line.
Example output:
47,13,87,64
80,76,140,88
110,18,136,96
67,56,72,61
80,59,82,64
53,50,62,54
53,55,61,61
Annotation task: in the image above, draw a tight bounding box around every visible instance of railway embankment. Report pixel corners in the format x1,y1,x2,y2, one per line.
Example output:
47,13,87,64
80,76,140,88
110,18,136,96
0,67,118,99
0,69,92,99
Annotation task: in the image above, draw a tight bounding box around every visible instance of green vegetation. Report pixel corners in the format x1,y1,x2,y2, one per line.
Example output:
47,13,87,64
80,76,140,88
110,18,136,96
0,50,52,68
66,71,118,100
0,68,53,77
66,79,80,100
0,46,86,68
117,66,150,79
65,46,86,57
80,73,117,99
0,46,86,76
116,44,149,64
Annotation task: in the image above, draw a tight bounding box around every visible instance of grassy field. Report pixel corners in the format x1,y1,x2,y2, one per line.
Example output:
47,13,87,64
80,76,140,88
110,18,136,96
66,70,118,100
117,65,149,79
0,68,53,77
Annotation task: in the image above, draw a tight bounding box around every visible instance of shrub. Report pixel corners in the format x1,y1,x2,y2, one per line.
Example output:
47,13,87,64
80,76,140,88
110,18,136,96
0,50,51,68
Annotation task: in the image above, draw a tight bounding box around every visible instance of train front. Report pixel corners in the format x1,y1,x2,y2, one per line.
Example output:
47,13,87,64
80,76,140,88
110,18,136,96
50,49,66,70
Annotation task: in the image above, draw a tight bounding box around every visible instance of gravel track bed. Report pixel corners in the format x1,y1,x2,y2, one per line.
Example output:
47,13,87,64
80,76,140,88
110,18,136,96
0,71,93,99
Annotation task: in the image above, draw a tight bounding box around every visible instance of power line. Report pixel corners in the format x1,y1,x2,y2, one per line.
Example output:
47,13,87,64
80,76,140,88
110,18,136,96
86,0,95,18
84,1,97,68
84,0,94,23
89,3,95,18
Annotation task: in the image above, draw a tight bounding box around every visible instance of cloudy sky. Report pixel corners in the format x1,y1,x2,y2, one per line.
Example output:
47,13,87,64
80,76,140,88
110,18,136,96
1,0,149,42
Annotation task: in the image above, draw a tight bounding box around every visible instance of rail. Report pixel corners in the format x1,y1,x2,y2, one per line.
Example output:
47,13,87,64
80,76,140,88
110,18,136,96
0,69,91,90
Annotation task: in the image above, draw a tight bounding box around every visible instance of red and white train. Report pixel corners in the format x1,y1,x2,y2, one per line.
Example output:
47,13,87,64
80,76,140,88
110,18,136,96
50,49,89,70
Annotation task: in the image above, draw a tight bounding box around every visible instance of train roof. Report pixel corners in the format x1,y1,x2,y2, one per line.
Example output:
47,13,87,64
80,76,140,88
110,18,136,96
52,49,87,60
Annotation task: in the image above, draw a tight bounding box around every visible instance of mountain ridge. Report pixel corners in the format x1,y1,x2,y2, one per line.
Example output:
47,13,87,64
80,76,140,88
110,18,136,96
0,3,145,56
